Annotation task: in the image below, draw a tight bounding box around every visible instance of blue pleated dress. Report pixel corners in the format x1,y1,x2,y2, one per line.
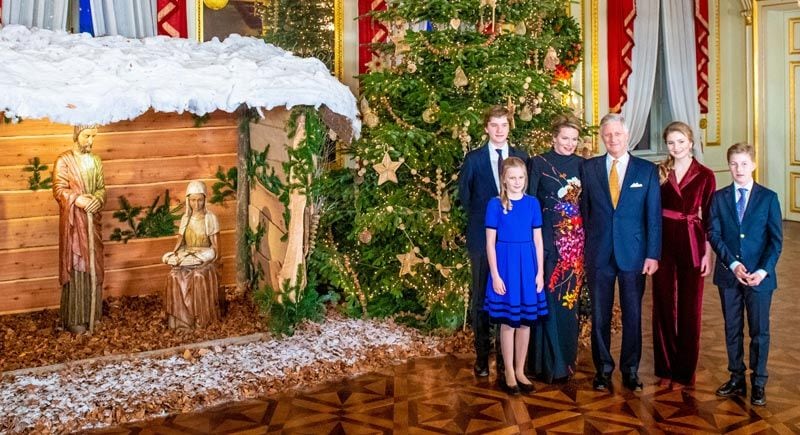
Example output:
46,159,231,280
483,194,548,327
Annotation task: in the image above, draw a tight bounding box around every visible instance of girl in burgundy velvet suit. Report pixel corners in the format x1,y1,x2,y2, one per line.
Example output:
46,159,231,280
652,122,716,389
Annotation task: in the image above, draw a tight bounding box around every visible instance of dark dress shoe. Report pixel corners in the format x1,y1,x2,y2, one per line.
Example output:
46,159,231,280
498,379,520,395
593,373,611,391
751,386,766,406
716,379,746,397
473,363,489,377
622,374,643,391
516,378,536,394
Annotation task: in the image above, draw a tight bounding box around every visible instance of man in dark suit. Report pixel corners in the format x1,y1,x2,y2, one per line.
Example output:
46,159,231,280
458,105,528,378
580,113,661,392
708,142,782,406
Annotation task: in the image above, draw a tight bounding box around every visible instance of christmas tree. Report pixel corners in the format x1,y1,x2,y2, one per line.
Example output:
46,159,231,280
257,0,334,68
313,0,583,329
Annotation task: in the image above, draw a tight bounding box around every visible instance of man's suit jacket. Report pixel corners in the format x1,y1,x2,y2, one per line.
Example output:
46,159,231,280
708,183,782,292
458,144,528,256
580,154,662,272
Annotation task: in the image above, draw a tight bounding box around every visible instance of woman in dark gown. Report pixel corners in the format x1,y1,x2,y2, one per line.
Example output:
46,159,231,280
526,116,585,382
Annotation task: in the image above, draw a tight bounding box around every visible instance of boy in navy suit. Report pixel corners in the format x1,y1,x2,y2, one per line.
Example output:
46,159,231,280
709,143,782,406
458,106,528,378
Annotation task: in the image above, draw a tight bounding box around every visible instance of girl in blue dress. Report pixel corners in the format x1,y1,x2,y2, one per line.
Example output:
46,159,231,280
485,156,548,395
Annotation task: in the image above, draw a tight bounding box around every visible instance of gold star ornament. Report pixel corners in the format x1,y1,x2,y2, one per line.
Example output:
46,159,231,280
373,152,402,185
396,249,424,276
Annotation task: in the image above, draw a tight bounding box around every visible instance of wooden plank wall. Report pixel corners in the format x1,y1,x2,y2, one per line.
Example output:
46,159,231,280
0,111,240,314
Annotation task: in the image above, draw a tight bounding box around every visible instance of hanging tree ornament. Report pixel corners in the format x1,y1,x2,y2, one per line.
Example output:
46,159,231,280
518,105,533,122
422,103,439,123
360,97,380,128
544,46,560,71
480,0,498,33
358,228,373,244
204,0,228,10
450,18,461,30
397,247,424,276
454,66,469,87
373,151,403,185
505,95,516,129
515,21,527,35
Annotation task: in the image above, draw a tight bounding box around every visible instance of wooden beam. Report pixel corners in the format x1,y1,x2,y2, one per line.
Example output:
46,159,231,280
236,106,252,293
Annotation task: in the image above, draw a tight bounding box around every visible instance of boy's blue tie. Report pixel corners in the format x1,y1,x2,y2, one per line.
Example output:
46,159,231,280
736,187,748,222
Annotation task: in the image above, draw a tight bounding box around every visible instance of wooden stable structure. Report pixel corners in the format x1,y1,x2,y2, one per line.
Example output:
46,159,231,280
0,105,351,314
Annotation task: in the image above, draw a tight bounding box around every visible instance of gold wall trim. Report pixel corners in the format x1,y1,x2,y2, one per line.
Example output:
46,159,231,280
790,17,800,54
753,2,760,182
790,172,800,212
197,0,204,42
707,0,722,145
790,61,800,164
591,0,599,152
334,0,344,80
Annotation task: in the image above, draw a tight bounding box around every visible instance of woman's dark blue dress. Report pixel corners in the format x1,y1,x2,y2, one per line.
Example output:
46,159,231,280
483,194,548,327
526,150,585,382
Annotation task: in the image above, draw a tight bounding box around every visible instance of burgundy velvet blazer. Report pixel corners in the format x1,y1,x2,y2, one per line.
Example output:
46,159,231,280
660,159,716,268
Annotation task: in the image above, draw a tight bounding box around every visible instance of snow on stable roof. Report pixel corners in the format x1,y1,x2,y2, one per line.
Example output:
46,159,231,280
0,25,360,136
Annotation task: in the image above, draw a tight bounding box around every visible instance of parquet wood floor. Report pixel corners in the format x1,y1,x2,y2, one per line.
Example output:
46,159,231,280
92,222,800,434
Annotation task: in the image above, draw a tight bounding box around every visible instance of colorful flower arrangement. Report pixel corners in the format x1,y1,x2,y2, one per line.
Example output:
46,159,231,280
549,176,585,310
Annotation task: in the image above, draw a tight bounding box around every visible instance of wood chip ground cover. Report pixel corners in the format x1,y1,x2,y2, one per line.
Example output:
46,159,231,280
0,293,471,434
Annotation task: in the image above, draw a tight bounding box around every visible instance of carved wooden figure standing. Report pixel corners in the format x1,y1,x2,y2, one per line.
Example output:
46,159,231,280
53,125,106,334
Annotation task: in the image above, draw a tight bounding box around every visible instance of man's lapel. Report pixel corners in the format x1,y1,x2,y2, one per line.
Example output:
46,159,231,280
741,183,763,224
597,155,613,206
722,184,738,227
479,145,499,196
617,155,637,206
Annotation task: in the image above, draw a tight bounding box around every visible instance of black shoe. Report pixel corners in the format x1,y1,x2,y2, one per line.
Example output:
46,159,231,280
516,379,536,394
593,373,611,391
474,363,489,377
716,379,746,397
751,386,766,406
622,373,643,391
498,378,520,395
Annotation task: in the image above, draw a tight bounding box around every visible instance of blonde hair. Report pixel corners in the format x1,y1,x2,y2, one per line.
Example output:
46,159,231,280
551,114,581,137
727,142,755,161
658,121,694,184
499,157,527,212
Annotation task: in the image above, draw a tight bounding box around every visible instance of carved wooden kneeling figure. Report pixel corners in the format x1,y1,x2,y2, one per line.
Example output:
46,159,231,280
162,180,223,329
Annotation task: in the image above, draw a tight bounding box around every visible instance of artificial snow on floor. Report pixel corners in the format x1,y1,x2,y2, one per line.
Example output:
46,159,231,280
0,24,359,134
0,316,440,433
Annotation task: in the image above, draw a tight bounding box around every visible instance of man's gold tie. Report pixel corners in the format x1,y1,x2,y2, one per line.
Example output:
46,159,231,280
609,159,620,208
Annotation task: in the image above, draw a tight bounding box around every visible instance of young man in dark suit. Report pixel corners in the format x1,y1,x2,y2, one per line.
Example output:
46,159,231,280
709,142,782,406
580,113,662,392
458,106,528,378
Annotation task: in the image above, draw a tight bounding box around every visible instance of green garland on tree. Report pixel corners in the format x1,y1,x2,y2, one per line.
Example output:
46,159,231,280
314,0,584,329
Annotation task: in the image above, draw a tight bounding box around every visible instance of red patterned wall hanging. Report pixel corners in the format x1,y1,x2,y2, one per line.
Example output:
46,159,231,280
694,0,709,114
358,0,388,75
607,0,636,113
157,0,188,38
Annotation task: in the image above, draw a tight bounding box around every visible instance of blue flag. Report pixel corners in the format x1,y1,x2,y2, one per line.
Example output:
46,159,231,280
79,0,94,35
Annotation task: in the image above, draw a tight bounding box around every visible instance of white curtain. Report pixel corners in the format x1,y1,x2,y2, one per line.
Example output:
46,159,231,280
1,0,69,30
662,0,704,161
621,0,660,148
90,0,156,38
